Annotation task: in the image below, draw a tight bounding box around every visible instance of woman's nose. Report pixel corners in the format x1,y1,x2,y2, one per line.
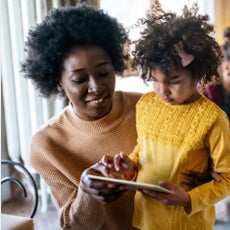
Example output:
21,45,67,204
88,77,101,93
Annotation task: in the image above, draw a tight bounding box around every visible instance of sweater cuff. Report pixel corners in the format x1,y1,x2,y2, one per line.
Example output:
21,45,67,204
67,186,104,229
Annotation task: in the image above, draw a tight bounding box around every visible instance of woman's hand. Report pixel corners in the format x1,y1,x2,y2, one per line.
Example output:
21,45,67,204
140,182,191,211
80,163,130,203
181,170,221,187
182,158,222,187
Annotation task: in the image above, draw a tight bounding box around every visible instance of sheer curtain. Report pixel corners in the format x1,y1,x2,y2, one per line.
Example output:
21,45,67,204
1,0,99,166
1,0,99,211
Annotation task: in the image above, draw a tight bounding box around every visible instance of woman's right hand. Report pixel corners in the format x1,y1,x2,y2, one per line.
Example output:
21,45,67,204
80,163,130,203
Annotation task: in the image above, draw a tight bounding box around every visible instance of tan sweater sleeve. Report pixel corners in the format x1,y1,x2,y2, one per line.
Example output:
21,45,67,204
30,137,105,230
61,186,105,230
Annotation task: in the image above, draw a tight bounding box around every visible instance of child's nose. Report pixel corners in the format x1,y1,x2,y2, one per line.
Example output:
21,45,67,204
158,83,169,96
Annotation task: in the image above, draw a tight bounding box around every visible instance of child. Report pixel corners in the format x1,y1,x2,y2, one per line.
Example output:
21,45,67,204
100,1,230,230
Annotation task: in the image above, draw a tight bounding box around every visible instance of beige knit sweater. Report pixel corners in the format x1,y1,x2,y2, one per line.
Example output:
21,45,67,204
30,91,141,230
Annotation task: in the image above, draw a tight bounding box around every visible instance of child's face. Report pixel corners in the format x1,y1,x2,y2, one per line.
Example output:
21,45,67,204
222,61,230,94
151,67,200,105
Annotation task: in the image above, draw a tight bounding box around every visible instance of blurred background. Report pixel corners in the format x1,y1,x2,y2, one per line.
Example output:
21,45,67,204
1,1,230,229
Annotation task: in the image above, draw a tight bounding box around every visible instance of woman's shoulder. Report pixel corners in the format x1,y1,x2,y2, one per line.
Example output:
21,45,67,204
31,106,71,144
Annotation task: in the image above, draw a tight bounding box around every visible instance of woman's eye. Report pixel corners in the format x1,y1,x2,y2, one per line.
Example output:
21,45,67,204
71,78,85,83
98,72,109,77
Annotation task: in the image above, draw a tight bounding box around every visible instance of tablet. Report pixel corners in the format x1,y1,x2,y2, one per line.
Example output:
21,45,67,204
88,174,173,194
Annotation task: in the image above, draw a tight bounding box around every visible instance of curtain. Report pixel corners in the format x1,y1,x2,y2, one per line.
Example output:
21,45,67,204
1,0,99,211
1,0,99,167
214,0,230,45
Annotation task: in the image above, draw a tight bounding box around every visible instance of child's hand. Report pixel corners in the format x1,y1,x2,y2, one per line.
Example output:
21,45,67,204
113,152,134,172
140,182,191,212
100,152,136,179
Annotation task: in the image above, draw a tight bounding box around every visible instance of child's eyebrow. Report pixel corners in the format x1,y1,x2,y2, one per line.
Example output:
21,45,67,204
165,75,181,80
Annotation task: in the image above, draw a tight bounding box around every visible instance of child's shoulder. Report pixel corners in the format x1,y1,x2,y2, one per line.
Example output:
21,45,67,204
199,95,228,124
138,91,156,101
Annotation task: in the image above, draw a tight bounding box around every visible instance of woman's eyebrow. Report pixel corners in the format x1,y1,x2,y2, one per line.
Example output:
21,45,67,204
69,68,85,73
95,61,110,68
69,61,109,73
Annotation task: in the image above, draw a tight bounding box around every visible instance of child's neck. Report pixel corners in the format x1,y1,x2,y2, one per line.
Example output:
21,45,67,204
182,92,201,104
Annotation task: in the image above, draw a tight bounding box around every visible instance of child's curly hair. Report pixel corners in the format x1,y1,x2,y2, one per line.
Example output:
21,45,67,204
132,0,223,84
21,4,128,97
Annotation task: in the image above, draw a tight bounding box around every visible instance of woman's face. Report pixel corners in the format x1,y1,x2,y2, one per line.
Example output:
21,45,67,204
151,66,200,105
60,45,116,120
222,60,230,94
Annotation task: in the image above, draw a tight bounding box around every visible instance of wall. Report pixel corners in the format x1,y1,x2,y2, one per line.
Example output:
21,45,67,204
215,0,230,45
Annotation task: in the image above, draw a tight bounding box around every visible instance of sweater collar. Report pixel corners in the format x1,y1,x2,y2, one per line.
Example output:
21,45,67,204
66,91,125,135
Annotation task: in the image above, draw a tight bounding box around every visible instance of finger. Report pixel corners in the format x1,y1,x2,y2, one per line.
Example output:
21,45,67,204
119,151,125,160
182,170,206,179
91,165,113,178
100,155,109,165
158,181,175,194
114,153,122,171
93,189,128,203
120,153,131,169
181,177,203,187
141,189,169,201
82,181,121,196
211,171,222,182
141,189,158,198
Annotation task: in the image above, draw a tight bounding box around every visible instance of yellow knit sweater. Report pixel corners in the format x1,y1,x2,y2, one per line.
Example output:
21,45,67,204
130,92,230,230
30,91,141,230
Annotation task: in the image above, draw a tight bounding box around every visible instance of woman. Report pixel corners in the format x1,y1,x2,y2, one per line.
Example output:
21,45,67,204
21,5,140,230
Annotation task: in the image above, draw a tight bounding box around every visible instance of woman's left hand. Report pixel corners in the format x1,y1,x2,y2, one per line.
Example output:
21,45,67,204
182,169,221,187
140,181,191,209
80,163,130,203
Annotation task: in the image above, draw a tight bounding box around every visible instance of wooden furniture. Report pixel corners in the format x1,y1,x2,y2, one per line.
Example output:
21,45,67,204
1,214,34,230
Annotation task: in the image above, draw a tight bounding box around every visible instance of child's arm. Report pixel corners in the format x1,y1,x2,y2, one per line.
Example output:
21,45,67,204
140,182,191,213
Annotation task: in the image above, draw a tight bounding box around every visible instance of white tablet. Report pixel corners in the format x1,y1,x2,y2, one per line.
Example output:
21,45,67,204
88,174,173,194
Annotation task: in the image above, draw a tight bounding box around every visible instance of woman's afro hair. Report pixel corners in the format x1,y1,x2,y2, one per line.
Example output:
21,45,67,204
132,0,223,84
21,4,128,97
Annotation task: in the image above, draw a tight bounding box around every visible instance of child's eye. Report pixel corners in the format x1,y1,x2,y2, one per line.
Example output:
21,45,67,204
148,76,156,82
147,78,153,82
168,81,181,85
